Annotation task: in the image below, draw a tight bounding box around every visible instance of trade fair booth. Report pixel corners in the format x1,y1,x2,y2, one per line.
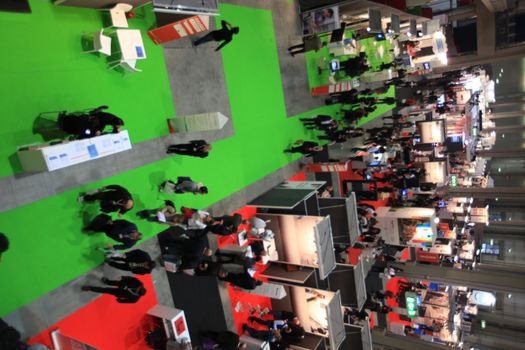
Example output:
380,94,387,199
257,214,336,280
248,181,326,216
376,207,437,247
318,193,361,246
326,261,368,309
417,120,445,144
250,181,360,246
271,286,346,350
340,323,373,350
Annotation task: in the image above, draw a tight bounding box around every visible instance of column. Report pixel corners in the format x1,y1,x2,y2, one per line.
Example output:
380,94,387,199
464,332,525,350
488,111,525,120
481,125,525,133
391,262,525,294
371,329,451,350
477,149,525,158
491,98,525,107
440,187,525,200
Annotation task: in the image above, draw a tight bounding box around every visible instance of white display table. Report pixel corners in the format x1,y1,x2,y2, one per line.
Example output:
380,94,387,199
17,130,131,172
147,304,191,344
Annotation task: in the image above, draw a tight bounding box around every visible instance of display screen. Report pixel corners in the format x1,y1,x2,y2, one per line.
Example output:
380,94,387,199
398,219,433,247
375,32,386,41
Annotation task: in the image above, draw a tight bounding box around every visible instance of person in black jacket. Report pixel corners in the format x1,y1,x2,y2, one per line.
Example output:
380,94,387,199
219,271,262,290
325,89,359,105
58,106,124,139
79,185,133,216
81,276,146,303
376,97,396,105
167,140,212,158
162,232,212,272
299,114,332,125
105,249,156,274
0,233,8,262
318,130,348,144
284,140,322,157
84,214,142,250
209,213,243,235
193,20,239,51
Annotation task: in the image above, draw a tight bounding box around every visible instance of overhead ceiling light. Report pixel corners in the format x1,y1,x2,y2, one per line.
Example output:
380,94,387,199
434,217,440,224
502,134,505,138
508,293,512,298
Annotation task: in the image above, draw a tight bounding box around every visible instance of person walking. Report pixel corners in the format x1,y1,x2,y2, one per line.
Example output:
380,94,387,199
78,185,133,216
284,140,322,157
136,200,180,224
0,233,8,263
193,20,239,51
159,177,208,195
220,271,262,290
299,115,333,127
81,276,146,303
318,132,347,144
167,140,212,158
84,214,142,250
105,249,156,274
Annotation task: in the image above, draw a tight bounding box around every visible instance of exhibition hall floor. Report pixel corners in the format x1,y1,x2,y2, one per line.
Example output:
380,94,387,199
0,0,395,346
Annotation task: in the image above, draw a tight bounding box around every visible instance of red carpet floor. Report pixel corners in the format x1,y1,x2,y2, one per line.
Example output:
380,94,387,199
29,275,158,350
219,172,308,333
385,277,411,326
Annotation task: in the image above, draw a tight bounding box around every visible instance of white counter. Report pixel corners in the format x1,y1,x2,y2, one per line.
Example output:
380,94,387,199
17,130,131,172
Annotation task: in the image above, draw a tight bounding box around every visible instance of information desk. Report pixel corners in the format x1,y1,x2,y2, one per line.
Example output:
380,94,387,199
17,130,131,172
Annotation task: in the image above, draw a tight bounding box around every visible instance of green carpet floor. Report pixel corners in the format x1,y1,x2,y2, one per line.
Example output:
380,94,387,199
0,3,339,317
304,33,396,126
0,1,174,177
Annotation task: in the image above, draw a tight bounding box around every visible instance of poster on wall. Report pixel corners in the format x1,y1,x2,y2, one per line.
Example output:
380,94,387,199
301,6,340,36
417,120,445,143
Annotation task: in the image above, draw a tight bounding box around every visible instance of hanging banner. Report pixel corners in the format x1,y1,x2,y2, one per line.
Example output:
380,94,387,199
301,6,340,36
416,250,441,264
311,79,360,96
147,15,210,44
